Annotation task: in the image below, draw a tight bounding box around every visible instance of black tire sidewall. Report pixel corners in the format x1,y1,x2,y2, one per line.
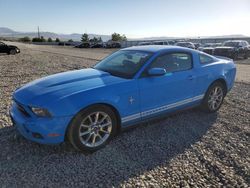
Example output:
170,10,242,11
202,82,226,113
9,49,16,55
233,52,238,60
67,105,118,152
244,52,248,59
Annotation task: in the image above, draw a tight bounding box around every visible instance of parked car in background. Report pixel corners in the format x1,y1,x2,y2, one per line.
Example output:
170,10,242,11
10,45,236,152
75,42,90,48
153,41,170,45
90,42,104,48
193,43,202,49
137,41,153,46
168,40,175,45
106,41,121,48
175,42,195,49
199,43,222,55
58,42,72,46
214,40,249,59
0,41,20,55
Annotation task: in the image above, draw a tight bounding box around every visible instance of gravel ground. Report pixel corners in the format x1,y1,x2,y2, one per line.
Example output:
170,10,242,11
0,43,249,187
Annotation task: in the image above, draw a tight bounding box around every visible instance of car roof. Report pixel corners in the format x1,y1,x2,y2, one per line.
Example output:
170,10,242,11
122,45,194,53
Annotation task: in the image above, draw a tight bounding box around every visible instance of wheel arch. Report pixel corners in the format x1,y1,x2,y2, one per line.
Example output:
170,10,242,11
64,102,122,141
209,78,228,94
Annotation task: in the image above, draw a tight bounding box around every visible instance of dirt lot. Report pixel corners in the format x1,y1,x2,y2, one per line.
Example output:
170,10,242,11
0,42,249,187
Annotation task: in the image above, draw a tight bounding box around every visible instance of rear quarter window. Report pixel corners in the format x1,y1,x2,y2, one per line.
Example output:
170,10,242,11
199,53,216,64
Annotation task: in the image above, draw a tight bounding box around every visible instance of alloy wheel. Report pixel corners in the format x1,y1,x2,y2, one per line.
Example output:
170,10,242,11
79,111,112,147
208,86,224,111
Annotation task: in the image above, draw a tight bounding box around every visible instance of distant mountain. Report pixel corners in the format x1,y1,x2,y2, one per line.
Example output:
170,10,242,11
0,27,248,42
129,36,181,41
0,27,111,41
199,34,248,39
0,27,18,35
132,34,249,41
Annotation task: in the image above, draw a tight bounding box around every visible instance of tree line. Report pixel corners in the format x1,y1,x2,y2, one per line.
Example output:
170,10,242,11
18,32,127,43
19,36,62,43
81,32,127,42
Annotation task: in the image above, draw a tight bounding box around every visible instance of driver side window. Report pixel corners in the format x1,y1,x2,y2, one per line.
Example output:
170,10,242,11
149,52,192,73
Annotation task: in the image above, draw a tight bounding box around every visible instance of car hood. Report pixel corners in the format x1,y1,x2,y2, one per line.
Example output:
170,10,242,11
14,68,126,106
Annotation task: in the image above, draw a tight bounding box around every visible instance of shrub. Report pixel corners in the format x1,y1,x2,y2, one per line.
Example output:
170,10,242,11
48,37,53,42
19,36,31,43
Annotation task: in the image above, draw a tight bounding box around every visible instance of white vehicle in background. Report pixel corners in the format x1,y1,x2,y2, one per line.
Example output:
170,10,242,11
175,42,196,49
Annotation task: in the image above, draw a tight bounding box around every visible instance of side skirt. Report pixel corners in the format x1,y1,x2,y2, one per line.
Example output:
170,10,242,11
121,103,201,131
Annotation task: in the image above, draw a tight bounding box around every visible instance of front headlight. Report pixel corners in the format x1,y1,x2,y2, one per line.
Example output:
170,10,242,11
30,107,51,117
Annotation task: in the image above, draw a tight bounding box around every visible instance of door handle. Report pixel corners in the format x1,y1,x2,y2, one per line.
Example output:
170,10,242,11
187,75,195,80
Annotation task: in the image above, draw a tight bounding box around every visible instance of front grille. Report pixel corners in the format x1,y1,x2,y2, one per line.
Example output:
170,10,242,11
15,101,31,117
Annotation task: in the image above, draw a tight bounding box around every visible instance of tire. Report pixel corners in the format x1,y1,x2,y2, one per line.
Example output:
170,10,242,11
67,105,118,152
201,82,226,113
9,49,16,55
232,52,238,60
244,52,248,59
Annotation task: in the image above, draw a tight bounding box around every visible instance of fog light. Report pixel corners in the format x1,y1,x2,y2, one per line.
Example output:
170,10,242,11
48,133,61,137
32,133,43,139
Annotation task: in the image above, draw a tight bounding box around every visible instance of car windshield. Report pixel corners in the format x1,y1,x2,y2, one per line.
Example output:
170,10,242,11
94,50,152,79
223,41,240,47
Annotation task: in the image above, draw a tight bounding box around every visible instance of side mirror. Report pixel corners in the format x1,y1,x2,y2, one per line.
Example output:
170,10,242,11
148,68,166,76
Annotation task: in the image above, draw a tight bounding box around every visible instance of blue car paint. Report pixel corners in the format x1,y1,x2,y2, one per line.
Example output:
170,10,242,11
10,46,236,144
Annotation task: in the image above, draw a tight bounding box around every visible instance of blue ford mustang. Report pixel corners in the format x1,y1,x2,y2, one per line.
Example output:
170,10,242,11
10,46,236,151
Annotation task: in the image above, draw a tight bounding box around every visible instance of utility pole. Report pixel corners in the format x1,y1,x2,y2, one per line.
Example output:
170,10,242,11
38,26,40,39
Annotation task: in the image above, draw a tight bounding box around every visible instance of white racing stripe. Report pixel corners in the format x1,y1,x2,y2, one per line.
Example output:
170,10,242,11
122,94,204,123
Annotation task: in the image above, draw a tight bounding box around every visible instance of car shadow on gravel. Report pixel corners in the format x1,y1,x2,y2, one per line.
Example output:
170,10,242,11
0,108,217,187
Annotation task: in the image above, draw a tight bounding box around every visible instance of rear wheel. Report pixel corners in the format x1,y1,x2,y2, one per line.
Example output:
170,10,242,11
67,105,118,152
201,82,226,113
9,49,16,55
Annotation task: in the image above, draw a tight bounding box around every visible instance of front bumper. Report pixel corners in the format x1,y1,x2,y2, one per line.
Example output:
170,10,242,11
10,102,73,144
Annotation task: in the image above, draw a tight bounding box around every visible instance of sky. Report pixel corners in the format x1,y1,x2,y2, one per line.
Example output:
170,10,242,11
0,0,250,38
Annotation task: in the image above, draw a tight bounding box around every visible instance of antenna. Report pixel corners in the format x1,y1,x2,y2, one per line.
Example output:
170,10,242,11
38,26,40,39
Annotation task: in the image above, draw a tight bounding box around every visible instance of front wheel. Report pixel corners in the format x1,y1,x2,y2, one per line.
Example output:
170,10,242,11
9,49,17,55
201,82,226,113
67,105,118,152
